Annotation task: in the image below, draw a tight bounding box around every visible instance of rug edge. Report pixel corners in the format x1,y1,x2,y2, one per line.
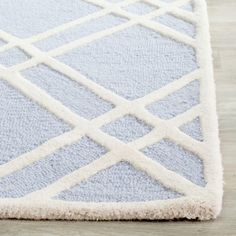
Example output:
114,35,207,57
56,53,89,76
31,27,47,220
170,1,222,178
0,193,222,221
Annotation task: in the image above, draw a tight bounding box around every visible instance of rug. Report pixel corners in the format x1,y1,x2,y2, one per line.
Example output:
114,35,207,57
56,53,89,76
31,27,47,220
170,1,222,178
0,0,222,220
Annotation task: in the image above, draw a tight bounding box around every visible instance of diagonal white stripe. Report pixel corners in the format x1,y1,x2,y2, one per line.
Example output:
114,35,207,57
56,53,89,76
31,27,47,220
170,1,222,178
0,0,210,200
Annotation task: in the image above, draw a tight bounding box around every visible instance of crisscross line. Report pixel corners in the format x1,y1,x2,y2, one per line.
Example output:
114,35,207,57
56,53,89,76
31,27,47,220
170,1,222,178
25,146,205,199
0,48,203,156
0,2,202,151
0,0,196,76
0,0,195,52
45,0,196,58
0,70,203,181
84,0,196,47
0,0,137,53
0,0,195,58
0,65,205,198
144,0,196,22
0,65,203,157
0,0,206,198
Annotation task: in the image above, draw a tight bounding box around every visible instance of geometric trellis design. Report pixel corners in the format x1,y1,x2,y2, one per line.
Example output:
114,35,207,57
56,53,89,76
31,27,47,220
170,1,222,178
21,64,115,120
0,0,223,220
33,14,128,51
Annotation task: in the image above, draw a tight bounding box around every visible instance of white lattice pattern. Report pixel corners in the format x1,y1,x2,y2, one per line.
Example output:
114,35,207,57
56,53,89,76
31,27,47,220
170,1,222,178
0,0,222,220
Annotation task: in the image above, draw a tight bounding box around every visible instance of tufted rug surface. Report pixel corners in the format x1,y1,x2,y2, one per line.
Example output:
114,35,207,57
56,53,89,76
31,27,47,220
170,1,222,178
0,0,222,220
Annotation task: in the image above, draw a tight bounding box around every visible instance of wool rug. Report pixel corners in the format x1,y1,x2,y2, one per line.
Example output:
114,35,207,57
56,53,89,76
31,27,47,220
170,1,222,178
0,0,222,220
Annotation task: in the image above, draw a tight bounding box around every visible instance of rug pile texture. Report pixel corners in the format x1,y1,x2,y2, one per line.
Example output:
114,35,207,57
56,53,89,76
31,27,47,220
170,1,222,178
0,0,222,220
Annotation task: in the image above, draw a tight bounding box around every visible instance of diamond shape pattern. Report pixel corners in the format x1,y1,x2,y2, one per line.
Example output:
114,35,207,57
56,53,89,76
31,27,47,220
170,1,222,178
102,115,153,143
0,0,217,219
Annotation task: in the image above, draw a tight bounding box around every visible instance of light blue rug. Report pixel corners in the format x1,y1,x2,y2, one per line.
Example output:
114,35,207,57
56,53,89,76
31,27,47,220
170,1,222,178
0,0,222,220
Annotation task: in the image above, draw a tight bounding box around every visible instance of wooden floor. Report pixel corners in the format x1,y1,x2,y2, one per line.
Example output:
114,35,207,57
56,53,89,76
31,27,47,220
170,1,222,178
0,1,236,235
